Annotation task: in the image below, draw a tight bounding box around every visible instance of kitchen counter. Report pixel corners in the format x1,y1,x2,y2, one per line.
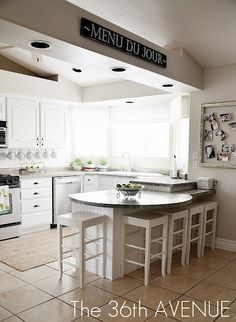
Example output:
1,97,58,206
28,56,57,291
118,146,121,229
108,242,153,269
0,169,164,179
70,189,193,209
130,176,197,192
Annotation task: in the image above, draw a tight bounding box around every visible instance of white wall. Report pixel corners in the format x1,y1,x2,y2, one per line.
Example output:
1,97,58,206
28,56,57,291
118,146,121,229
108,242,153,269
189,64,236,243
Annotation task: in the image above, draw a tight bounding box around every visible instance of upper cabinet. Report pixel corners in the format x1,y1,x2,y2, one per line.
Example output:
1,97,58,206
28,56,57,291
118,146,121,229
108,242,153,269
7,97,40,148
40,102,68,148
7,98,68,149
0,96,6,121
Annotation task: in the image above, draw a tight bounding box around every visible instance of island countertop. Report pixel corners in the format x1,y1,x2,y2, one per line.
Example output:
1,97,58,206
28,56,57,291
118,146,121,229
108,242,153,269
69,189,193,209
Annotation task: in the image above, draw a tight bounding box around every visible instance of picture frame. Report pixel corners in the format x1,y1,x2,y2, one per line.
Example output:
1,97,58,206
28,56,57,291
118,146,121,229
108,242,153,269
200,101,236,168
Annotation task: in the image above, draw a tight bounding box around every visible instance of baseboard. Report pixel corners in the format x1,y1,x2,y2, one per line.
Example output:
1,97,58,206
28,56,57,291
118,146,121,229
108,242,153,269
215,238,236,252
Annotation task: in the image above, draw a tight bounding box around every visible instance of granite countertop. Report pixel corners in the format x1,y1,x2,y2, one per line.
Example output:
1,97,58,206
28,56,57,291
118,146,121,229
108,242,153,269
130,176,196,187
177,189,216,198
69,189,193,209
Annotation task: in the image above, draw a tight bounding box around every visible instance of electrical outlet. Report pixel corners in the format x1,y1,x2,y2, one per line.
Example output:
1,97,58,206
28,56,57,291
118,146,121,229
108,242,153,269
192,151,198,160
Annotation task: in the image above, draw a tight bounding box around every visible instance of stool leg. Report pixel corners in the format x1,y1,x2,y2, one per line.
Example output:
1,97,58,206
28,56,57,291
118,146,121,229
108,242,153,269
167,218,174,274
181,216,187,267
197,211,203,258
79,223,85,288
138,227,144,269
211,207,217,250
144,226,151,286
102,221,106,278
186,213,191,265
58,223,63,279
201,211,207,256
120,221,126,277
161,221,168,277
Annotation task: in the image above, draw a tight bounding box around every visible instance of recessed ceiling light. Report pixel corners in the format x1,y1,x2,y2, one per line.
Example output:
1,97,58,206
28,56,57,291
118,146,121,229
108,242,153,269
72,67,82,73
28,40,52,50
126,101,134,104
162,84,174,87
111,67,127,72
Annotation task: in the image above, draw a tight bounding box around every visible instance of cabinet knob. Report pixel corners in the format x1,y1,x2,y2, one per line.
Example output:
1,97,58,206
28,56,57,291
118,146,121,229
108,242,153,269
36,138,39,146
33,182,39,185
88,179,91,182
41,138,44,146
33,205,40,208
33,192,39,195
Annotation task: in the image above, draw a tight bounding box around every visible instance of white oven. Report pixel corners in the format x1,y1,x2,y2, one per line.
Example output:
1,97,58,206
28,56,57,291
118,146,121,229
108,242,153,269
0,175,21,240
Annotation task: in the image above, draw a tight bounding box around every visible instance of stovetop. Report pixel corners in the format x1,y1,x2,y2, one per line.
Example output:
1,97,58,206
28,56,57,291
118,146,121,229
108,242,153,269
0,174,20,188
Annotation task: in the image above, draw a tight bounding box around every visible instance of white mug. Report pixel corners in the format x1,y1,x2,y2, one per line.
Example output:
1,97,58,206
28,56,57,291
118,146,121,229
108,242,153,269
7,151,16,160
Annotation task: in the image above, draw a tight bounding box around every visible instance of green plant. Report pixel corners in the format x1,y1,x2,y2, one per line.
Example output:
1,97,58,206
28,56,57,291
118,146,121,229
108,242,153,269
70,158,83,166
100,159,108,166
87,160,93,164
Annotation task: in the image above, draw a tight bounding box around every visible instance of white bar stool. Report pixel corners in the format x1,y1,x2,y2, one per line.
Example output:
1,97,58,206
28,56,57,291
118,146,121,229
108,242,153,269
57,212,106,288
185,204,204,265
158,209,188,274
121,212,168,286
200,201,217,255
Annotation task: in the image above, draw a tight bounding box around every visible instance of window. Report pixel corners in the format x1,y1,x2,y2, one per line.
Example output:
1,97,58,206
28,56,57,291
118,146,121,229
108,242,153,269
112,121,170,158
74,124,108,157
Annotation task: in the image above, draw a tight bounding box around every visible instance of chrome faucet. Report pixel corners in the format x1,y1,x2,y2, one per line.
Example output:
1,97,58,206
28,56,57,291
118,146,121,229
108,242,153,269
121,152,132,172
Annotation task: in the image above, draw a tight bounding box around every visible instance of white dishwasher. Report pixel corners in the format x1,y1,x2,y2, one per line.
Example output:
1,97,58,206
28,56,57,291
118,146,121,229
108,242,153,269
52,176,82,225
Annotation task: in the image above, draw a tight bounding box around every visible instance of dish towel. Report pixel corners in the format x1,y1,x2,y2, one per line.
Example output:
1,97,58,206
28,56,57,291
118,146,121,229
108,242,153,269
0,185,10,215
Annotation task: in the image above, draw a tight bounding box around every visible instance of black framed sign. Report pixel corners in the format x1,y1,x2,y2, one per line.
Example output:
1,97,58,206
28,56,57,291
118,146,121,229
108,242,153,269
80,17,167,68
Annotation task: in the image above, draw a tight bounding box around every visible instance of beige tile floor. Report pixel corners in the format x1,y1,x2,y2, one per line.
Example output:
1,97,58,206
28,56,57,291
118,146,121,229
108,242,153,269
0,248,235,322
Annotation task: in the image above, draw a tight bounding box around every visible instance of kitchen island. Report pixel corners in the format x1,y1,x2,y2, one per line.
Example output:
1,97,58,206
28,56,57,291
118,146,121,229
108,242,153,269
70,189,193,280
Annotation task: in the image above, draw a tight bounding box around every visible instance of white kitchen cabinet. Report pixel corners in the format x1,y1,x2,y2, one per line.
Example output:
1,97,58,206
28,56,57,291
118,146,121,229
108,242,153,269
7,98,68,149
40,102,68,148
7,97,40,148
98,175,136,191
83,175,99,192
0,96,6,121
21,177,52,233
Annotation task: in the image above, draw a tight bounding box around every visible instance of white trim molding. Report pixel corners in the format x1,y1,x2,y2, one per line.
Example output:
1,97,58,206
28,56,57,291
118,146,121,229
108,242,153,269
215,238,236,252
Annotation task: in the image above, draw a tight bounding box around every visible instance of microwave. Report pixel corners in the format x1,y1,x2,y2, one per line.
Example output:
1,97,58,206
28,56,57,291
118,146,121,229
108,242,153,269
0,121,7,148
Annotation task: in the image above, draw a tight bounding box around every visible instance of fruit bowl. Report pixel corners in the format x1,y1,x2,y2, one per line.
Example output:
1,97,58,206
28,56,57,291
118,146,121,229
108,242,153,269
116,183,142,198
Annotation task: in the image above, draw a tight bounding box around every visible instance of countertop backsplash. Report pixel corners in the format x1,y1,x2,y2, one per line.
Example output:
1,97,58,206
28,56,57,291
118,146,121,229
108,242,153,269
0,148,71,169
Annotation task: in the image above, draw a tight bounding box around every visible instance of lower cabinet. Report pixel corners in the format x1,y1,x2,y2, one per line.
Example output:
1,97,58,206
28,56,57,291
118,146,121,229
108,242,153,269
98,175,136,191
21,177,52,233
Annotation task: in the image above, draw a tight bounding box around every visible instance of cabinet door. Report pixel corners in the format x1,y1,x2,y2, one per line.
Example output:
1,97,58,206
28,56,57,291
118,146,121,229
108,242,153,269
40,102,68,148
0,96,6,121
7,98,40,148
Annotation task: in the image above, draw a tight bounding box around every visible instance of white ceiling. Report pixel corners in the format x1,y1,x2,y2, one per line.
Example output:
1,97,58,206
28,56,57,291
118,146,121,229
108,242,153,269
0,44,131,87
68,0,236,68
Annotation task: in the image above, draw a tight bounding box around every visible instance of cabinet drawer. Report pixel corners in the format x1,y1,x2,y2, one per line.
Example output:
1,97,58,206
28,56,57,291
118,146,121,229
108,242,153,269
84,175,98,186
99,176,116,187
21,197,52,214
22,211,52,228
21,187,52,200
21,177,52,189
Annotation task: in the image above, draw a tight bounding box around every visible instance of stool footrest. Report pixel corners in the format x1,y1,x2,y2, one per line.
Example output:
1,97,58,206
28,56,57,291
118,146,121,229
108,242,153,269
85,252,103,262
191,223,200,229
124,258,145,267
190,236,200,242
151,236,164,244
125,243,145,251
206,219,214,223
172,243,184,250
84,237,103,245
63,232,79,238
173,229,185,235
205,231,213,236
